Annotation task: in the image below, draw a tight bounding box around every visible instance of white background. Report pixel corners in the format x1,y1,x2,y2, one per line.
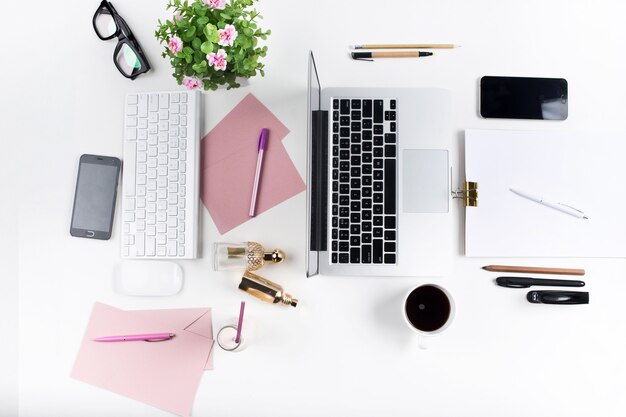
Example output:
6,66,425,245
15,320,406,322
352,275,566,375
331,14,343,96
3,0,626,416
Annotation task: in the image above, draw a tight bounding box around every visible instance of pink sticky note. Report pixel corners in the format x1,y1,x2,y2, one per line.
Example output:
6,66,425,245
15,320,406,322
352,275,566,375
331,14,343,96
71,303,214,417
200,93,305,234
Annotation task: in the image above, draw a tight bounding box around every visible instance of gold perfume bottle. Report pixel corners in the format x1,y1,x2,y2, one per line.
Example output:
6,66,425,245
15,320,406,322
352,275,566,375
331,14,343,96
213,242,285,271
238,271,298,307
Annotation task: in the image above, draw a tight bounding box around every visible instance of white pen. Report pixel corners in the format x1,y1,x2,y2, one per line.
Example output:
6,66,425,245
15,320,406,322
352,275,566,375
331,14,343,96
510,188,588,219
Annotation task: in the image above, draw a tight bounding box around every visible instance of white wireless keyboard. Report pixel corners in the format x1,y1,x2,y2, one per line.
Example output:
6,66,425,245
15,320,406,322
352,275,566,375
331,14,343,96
121,91,200,259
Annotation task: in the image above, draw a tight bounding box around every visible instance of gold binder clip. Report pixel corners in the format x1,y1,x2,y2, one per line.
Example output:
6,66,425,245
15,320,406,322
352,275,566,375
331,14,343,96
452,181,478,207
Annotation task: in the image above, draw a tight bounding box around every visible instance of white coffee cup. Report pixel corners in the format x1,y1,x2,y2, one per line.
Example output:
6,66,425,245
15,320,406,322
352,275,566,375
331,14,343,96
403,284,455,349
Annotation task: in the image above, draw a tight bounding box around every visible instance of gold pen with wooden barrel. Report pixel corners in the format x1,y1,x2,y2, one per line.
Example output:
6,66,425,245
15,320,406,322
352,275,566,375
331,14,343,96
354,44,458,49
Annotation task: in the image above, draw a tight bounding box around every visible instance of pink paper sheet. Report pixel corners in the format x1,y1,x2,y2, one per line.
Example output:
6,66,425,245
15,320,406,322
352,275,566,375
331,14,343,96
200,93,305,234
71,303,214,417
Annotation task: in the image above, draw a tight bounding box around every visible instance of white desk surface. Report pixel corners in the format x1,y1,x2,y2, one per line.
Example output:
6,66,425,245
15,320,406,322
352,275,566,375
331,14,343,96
3,0,626,416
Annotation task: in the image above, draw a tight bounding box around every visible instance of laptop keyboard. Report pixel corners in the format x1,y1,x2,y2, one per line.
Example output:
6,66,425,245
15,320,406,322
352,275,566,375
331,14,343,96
329,98,397,265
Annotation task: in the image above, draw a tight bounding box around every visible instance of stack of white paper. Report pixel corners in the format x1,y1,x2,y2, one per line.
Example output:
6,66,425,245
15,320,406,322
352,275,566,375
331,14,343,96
465,129,626,257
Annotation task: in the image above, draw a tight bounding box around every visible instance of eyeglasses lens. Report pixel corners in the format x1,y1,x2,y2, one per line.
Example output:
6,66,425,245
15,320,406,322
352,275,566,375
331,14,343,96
94,8,118,38
116,43,143,77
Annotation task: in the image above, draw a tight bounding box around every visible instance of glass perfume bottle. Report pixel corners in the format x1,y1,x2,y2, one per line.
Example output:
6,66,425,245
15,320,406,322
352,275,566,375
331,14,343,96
238,271,298,307
213,242,285,271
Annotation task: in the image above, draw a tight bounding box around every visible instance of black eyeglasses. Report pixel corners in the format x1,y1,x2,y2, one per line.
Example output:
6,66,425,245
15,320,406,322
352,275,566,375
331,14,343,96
92,0,151,80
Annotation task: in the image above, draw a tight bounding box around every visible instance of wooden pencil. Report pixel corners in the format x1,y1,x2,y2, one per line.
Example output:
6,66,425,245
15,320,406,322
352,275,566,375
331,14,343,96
482,265,585,276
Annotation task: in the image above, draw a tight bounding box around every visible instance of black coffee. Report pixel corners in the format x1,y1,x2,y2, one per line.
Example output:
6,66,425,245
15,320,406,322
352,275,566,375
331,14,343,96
405,285,451,332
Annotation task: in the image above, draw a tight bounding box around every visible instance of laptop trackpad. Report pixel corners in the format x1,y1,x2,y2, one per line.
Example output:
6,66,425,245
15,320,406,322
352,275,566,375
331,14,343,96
402,150,449,213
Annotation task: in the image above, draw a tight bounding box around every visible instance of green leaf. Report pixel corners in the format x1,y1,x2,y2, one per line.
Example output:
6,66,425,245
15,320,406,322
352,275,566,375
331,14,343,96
200,41,214,54
192,37,202,50
194,4,207,17
182,25,196,41
220,12,231,19
197,16,209,26
203,23,220,43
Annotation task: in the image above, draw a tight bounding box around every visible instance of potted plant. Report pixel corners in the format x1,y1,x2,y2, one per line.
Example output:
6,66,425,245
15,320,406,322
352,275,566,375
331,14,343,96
155,0,270,90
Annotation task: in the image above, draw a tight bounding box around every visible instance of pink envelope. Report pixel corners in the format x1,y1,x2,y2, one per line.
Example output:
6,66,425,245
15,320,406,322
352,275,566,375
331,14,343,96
71,303,214,417
200,93,305,234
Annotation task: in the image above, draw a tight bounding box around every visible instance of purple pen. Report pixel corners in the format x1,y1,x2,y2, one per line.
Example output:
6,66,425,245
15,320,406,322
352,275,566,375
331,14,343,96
249,128,268,217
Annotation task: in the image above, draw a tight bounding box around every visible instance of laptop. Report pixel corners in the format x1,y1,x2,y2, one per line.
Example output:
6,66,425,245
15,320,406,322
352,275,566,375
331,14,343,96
306,51,453,277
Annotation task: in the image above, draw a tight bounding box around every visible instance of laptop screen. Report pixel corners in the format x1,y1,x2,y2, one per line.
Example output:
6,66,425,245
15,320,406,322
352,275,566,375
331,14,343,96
306,51,324,277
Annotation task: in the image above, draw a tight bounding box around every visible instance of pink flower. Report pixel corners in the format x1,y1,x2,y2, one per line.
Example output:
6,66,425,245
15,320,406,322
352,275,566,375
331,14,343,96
207,49,228,71
218,24,238,46
183,76,203,90
168,35,183,54
204,0,226,10
171,11,183,22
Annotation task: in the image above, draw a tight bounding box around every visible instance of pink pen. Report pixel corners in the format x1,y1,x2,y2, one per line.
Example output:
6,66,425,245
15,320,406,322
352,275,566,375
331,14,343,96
94,333,175,342
249,128,268,217
235,301,245,344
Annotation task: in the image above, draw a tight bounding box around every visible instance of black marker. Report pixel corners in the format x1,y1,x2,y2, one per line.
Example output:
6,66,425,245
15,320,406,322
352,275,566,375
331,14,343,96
351,51,433,61
527,291,589,305
496,276,585,289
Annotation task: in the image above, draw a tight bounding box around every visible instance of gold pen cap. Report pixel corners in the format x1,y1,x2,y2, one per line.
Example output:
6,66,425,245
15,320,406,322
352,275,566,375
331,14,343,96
238,271,298,307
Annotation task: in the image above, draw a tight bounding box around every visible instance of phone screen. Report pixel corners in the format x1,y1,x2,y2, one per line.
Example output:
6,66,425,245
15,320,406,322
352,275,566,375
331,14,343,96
480,76,568,120
70,154,121,239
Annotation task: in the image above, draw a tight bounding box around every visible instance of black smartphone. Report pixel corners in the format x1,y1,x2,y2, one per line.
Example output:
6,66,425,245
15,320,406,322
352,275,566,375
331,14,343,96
480,76,568,120
70,154,121,240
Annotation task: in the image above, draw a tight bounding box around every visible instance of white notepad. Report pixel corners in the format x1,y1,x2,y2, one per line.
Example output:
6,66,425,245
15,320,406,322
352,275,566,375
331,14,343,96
465,129,626,257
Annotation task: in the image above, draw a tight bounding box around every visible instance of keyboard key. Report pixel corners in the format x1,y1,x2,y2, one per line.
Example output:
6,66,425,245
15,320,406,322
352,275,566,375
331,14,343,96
384,216,396,229
138,94,148,117
373,239,383,263
350,248,360,263
340,99,350,115
363,100,372,117
384,254,396,264
374,100,383,122
361,245,372,263
384,230,396,240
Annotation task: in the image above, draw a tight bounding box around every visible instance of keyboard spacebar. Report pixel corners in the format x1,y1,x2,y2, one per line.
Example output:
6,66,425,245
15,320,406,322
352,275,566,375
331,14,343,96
123,142,137,196
384,159,396,214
